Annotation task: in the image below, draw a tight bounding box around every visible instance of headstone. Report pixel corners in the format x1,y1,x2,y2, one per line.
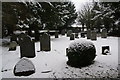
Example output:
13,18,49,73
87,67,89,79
67,30,72,37
18,33,28,45
10,34,17,42
19,35,35,58
81,32,85,38
75,33,79,38
91,30,97,40
61,29,66,35
70,34,75,40
87,29,91,39
102,46,110,55
9,41,17,51
55,32,59,38
13,57,35,76
101,28,107,38
40,33,51,51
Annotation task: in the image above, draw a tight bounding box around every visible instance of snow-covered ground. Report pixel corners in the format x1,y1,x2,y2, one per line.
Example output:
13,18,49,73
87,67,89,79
1,34,119,78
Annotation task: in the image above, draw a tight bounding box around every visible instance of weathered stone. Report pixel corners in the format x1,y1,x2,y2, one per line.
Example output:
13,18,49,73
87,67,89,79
55,32,59,38
67,30,72,37
91,30,97,40
13,57,35,76
10,34,17,42
101,28,107,38
19,35,35,58
9,41,17,51
61,29,66,35
70,34,75,40
102,46,110,55
87,29,91,39
40,33,51,51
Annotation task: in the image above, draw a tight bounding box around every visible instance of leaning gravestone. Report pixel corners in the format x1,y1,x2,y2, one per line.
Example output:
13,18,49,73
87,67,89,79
55,32,59,38
9,41,17,51
61,29,66,35
87,29,91,39
101,28,107,38
70,34,75,40
19,35,35,58
91,30,97,40
10,34,17,42
67,30,72,37
13,57,35,76
40,33,51,51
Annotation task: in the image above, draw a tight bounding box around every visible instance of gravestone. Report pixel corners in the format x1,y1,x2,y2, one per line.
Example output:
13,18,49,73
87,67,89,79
61,29,66,35
19,35,35,58
55,32,59,38
10,34,17,42
67,30,72,37
13,57,35,76
9,41,17,51
40,33,51,51
81,32,85,38
18,33,28,45
91,30,97,40
101,28,107,38
102,46,110,55
70,34,75,40
87,29,91,39
75,33,79,38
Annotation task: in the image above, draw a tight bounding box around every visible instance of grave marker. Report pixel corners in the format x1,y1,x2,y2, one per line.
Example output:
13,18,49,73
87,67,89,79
40,33,51,51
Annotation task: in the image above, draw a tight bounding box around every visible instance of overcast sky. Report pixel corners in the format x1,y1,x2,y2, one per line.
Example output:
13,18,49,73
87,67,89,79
71,0,93,11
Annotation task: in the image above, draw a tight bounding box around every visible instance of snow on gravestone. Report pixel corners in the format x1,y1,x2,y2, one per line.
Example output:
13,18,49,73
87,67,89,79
13,57,35,76
9,41,17,51
19,34,35,58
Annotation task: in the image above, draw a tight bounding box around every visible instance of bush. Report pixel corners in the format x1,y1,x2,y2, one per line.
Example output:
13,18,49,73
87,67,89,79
66,40,96,67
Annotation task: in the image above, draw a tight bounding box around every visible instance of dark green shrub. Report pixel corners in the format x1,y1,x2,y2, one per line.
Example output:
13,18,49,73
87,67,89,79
67,40,96,67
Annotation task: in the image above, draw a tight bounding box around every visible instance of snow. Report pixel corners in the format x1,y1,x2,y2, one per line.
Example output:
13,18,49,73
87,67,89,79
1,35,119,78
14,57,35,73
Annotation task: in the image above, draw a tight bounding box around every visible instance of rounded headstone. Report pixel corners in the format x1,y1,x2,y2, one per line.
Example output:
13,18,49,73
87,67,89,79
13,57,35,76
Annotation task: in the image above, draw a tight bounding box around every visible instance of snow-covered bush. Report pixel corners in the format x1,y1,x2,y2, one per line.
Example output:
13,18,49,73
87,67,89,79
66,40,96,67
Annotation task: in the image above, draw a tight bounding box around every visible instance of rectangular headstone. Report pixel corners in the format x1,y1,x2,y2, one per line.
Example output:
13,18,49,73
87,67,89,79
40,33,51,51
61,29,66,35
55,32,59,38
102,46,110,55
87,29,91,39
19,35,35,58
101,28,107,38
91,30,97,40
70,34,75,40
